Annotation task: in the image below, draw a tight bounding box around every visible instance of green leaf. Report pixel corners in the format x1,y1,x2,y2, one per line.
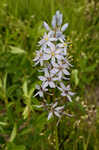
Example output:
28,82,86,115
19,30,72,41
9,123,17,142
3,72,7,92
0,122,8,126
19,128,33,136
7,143,26,150
28,87,34,98
14,145,26,150
22,106,29,119
9,46,26,54
22,80,28,97
72,69,79,86
35,112,47,132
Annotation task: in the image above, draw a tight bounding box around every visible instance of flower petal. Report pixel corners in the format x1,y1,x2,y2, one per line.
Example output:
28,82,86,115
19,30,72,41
43,21,50,31
56,55,64,60
63,69,70,75
54,111,61,118
48,112,53,120
39,91,44,97
52,102,58,108
49,81,55,88
43,54,51,60
68,91,75,96
58,71,62,79
39,39,45,45
35,85,40,90
33,92,39,97
42,81,49,88
38,76,46,81
57,86,63,92
61,23,68,32
60,82,66,89
58,14,63,26
52,15,56,28
55,106,64,111
67,95,72,102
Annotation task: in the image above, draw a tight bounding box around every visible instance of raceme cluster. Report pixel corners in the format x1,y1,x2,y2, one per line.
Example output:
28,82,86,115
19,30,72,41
33,11,74,121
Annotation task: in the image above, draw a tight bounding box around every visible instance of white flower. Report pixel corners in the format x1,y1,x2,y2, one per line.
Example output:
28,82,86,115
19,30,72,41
58,82,75,102
50,30,65,40
33,11,75,120
51,15,56,29
61,23,68,32
48,102,64,120
39,32,56,46
38,70,58,88
44,43,64,64
33,49,44,66
51,61,70,79
57,39,70,55
33,102,51,110
51,11,63,28
62,58,73,67
56,11,63,26
43,21,50,31
34,84,48,97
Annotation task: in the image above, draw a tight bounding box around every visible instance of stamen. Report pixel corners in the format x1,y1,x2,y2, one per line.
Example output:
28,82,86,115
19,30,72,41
40,53,43,57
51,51,55,56
45,37,48,41
64,43,67,46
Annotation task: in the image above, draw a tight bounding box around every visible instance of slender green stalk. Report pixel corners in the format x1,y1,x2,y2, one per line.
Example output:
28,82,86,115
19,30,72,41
55,125,59,150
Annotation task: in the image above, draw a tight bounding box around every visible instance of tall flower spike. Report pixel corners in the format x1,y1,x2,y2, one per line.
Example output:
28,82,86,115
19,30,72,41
33,10,75,121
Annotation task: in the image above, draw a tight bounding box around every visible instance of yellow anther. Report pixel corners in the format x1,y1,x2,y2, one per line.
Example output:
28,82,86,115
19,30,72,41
40,53,43,56
51,52,55,56
69,43,72,47
64,43,67,46
70,44,72,46
45,37,48,41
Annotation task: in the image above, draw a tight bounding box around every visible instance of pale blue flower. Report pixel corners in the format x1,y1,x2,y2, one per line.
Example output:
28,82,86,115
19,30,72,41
48,102,64,120
44,43,64,64
39,70,57,88
56,11,63,26
39,32,56,46
51,61,70,79
33,10,75,116
34,84,48,97
51,15,56,29
43,21,50,31
58,82,75,102
61,23,69,32
57,38,70,55
33,49,44,66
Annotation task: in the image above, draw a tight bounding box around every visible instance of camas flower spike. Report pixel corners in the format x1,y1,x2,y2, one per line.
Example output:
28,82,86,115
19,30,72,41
33,10,75,121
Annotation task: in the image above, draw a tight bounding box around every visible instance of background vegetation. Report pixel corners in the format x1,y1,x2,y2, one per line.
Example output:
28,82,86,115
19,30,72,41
0,0,99,149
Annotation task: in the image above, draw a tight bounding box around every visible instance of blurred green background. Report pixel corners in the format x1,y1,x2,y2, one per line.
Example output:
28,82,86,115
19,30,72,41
0,0,99,150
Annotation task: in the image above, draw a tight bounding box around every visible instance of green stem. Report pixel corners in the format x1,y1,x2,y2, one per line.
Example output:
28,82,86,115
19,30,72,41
55,125,59,150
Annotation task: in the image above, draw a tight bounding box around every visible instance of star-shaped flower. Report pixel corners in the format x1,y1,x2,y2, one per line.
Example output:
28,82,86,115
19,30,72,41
48,102,64,120
43,21,51,31
57,39,70,55
33,49,44,66
51,61,70,79
58,82,75,102
38,70,58,88
34,84,48,97
39,32,56,46
44,43,64,65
